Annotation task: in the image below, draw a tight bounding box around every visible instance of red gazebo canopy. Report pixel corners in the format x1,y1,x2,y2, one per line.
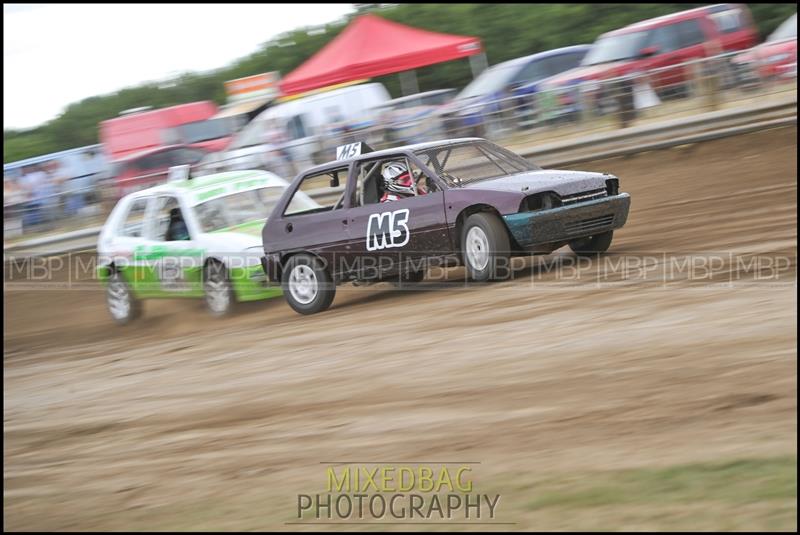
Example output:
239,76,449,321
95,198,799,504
279,14,482,96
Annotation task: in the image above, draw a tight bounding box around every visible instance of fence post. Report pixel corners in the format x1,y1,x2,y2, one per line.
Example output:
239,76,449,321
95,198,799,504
616,76,636,129
707,57,722,111
579,85,592,125
693,57,721,112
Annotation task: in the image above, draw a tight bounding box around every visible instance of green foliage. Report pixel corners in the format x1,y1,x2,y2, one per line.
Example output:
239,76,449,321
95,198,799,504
4,3,796,163
526,456,797,510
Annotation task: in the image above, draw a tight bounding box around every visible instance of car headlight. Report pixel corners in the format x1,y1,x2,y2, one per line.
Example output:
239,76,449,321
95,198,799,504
519,191,561,212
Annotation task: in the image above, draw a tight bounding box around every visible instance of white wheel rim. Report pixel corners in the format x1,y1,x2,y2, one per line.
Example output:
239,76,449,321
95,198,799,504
466,226,490,271
205,269,231,313
107,278,131,320
289,264,318,305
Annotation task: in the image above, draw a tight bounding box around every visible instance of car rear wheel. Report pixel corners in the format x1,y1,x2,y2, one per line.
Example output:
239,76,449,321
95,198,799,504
569,230,614,256
461,212,511,282
204,260,235,317
281,254,336,315
107,270,141,325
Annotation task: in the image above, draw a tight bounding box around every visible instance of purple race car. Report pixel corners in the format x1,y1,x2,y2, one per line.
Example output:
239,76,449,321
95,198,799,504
261,138,631,314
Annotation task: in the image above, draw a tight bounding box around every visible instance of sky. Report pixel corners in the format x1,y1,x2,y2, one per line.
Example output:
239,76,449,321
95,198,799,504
3,3,355,130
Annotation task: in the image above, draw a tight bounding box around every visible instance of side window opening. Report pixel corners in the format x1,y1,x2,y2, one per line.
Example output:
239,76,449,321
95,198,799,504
284,166,348,216
119,197,149,238
154,196,190,241
710,9,743,34
648,24,681,53
675,19,706,48
511,60,542,85
287,115,307,141
547,53,585,77
354,157,439,207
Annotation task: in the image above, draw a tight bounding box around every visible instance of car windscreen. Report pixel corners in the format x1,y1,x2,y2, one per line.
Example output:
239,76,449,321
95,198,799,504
228,118,266,150
393,91,457,111
195,186,317,233
456,63,519,100
414,141,539,187
582,31,649,65
177,118,234,144
418,90,455,107
768,13,797,41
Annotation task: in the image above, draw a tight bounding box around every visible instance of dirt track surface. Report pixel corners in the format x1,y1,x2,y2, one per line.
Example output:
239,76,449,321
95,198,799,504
4,127,797,530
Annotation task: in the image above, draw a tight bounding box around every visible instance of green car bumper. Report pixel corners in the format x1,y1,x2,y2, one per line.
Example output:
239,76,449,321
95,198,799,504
230,264,283,302
96,263,282,302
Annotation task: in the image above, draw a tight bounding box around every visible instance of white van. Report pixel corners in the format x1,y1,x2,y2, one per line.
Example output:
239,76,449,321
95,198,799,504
200,83,391,177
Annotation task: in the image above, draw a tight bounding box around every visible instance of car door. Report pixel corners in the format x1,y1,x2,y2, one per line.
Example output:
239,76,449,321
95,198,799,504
104,194,158,295
136,194,205,297
343,154,450,280
276,165,353,277
645,19,708,90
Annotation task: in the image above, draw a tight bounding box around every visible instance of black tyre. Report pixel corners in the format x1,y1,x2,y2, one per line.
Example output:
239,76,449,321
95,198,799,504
281,254,336,315
461,212,512,282
203,260,235,317
106,270,142,325
569,230,614,256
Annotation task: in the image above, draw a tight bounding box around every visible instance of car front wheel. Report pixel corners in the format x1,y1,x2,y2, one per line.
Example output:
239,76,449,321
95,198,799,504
107,270,141,325
281,254,336,315
461,212,511,282
569,230,614,256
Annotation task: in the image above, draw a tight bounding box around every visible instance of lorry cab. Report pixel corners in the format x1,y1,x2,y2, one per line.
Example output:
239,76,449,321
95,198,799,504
100,101,236,162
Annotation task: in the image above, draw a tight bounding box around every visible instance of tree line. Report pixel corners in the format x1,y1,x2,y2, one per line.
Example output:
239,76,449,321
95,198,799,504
4,3,795,163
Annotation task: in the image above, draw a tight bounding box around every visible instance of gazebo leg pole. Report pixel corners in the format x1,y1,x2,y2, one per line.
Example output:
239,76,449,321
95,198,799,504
469,52,488,79
400,70,420,97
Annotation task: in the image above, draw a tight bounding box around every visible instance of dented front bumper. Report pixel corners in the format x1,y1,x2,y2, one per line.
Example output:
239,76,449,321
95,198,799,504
502,193,631,248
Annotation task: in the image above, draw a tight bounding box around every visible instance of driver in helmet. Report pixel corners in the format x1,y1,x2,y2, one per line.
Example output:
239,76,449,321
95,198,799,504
166,207,190,241
380,161,426,203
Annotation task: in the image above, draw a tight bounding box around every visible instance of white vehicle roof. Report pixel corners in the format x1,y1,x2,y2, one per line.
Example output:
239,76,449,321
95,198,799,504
226,83,391,150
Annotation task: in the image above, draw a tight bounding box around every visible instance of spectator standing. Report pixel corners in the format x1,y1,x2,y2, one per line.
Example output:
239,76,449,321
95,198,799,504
46,161,69,218
19,165,46,227
39,163,61,226
82,150,106,204
65,156,90,216
4,174,23,204
4,174,26,237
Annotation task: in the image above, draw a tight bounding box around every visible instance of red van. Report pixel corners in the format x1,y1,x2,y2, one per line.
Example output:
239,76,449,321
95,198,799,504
100,101,234,162
111,144,209,197
545,4,757,97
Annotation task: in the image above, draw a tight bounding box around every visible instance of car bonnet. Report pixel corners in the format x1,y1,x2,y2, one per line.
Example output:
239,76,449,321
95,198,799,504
461,169,610,196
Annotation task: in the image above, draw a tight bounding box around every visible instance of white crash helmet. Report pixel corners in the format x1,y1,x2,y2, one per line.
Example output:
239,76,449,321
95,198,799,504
382,162,415,196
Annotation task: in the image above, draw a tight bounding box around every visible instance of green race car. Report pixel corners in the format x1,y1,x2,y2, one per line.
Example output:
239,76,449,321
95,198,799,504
96,169,319,324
